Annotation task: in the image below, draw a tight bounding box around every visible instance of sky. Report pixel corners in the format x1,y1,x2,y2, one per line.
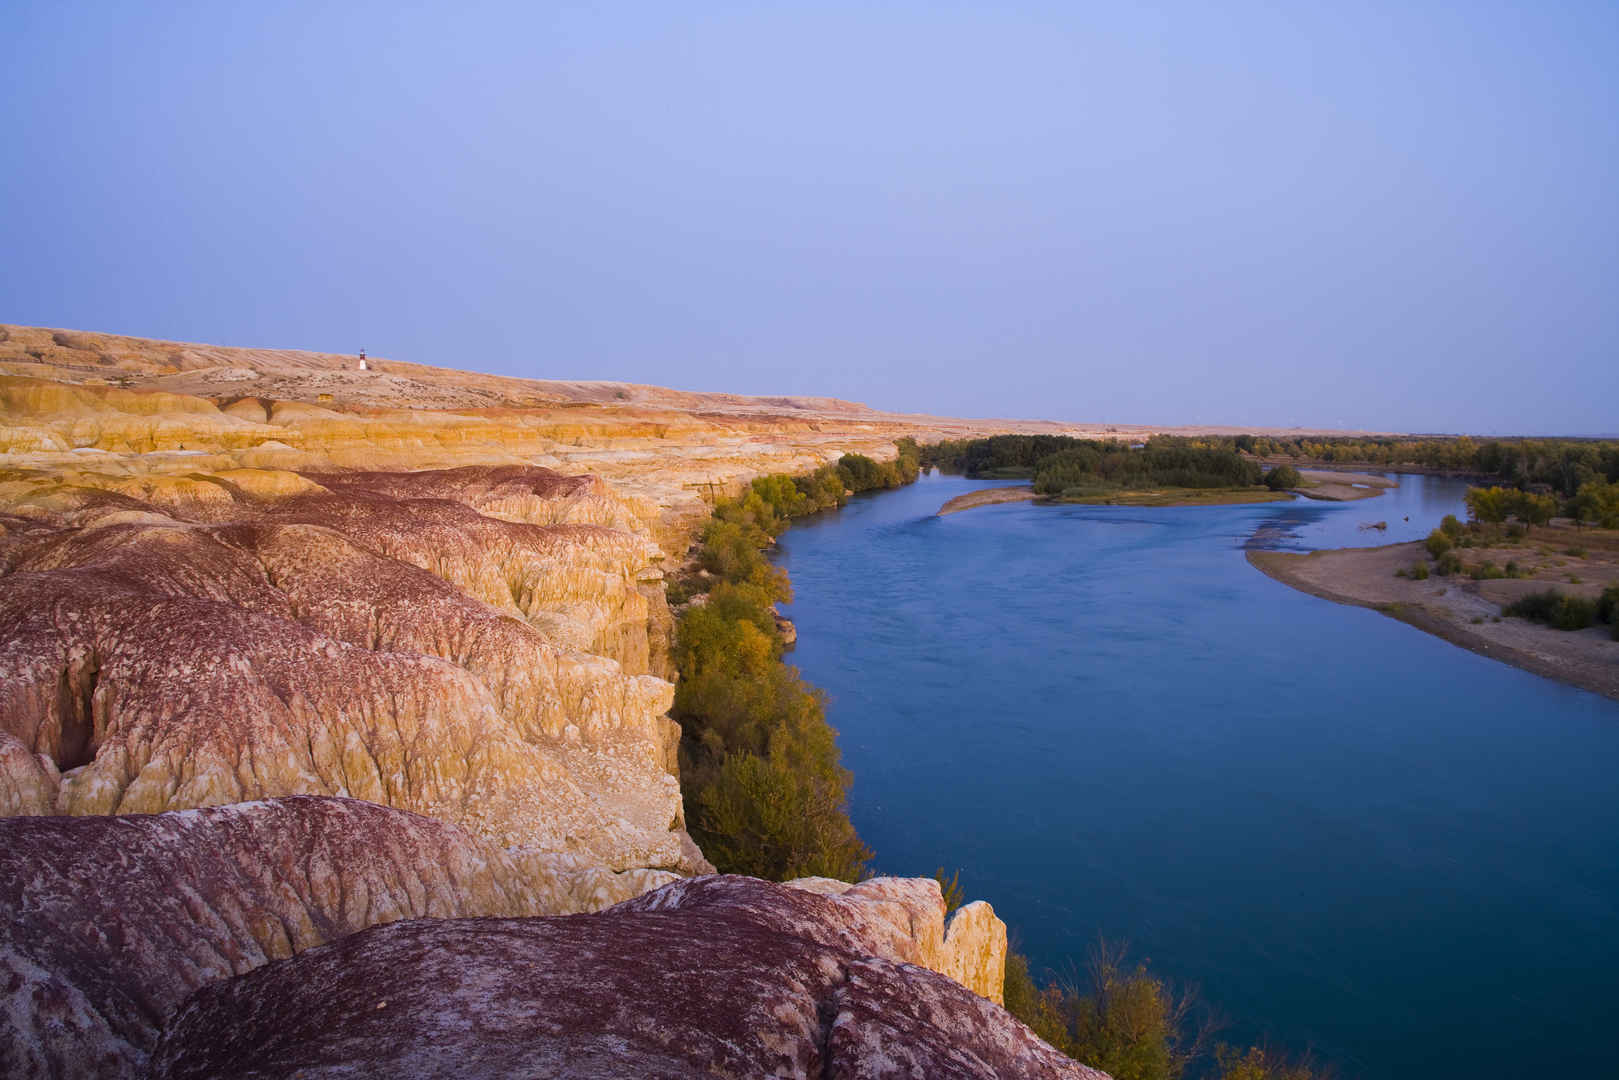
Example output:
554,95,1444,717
2,2,1615,434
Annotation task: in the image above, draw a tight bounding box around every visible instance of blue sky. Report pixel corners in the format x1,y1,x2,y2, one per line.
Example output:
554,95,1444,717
3,2,1614,434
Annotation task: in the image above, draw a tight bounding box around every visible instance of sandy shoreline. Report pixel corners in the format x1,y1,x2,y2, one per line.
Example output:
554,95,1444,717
1248,541,1618,701
1291,470,1397,501
937,486,1039,515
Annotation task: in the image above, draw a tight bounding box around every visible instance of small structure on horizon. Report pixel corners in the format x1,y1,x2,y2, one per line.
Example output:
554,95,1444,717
357,348,368,371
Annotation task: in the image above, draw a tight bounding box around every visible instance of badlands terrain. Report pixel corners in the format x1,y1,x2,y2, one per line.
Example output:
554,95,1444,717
0,323,1390,1076
0,323,1121,1077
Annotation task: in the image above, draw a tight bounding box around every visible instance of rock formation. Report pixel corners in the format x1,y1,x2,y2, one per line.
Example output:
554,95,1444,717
0,465,696,873
146,876,1090,1080
0,798,679,1079
0,800,1043,1080
0,324,1089,1075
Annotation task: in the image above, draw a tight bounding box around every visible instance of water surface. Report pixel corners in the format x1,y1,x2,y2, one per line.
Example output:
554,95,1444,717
776,471,1619,1079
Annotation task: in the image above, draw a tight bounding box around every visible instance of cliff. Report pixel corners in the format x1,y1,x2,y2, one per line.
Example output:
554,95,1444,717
0,324,1073,1074
1,323,1076,878
0,799,1045,1079
151,876,1096,1080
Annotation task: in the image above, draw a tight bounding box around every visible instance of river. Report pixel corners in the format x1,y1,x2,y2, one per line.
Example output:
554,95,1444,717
774,469,1619,1079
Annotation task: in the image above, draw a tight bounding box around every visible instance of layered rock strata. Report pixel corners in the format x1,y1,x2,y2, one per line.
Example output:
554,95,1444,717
0,798,678,1080
0,326,1059,1073
148,875,1089,1080
0,464,693,872
0,800,1032,1080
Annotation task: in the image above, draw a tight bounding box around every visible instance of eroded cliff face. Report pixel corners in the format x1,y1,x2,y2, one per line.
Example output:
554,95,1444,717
1,325,1019,876
0,800,1035,1080
0,464,695,873
146,876,1081,1080
0,325,1043,1074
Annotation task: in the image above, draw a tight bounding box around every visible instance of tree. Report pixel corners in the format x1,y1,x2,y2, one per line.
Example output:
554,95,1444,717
1264,465,1302,491
1568,480,1619,528
1465,486,1511,524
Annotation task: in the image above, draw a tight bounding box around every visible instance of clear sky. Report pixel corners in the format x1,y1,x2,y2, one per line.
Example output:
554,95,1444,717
3,2,1615,434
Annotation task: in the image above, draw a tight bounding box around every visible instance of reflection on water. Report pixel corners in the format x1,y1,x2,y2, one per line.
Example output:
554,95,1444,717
775,471,1619,1080
1245,473,1476,552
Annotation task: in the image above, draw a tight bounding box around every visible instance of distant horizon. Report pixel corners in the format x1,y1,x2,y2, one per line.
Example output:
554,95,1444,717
4,3,1614,437
7,316,1615,441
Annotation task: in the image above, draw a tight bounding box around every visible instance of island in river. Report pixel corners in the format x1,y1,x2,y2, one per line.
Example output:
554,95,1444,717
1250,524,1619,701
937,468,1397,515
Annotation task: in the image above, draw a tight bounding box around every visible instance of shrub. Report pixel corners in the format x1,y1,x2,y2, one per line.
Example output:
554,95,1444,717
1425,530,1452,558
934,868,966,915
1597,585,1619,624
692,748,870,881
1434,551,1464,576
1004,943,1336,1080
1215,1044,1330,1080
1002,952,1069,1050
1504,590,1598,631
1409,561,1429,580
1566,546,1587,557
1440,514,1465,539
1469,561,1505,581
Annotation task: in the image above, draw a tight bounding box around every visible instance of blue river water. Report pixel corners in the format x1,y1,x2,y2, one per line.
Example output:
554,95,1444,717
774,470,1619,1079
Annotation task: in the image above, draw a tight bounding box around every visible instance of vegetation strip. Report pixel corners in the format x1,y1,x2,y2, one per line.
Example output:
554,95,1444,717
666,440,921,881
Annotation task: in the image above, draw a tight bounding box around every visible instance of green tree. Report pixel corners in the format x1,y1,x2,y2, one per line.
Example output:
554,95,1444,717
1466,486,1512,523
1264,465,1302,491
1568,479,1619,528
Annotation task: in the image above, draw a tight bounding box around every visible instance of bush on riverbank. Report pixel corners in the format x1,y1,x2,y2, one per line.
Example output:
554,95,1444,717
1001,942,1330,1080
669,446,922,881
1503,590,1600,631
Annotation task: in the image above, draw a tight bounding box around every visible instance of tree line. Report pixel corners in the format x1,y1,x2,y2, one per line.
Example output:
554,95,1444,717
1464,481,1619,529
1219,434,1619,499
927,433,1619,498
921,435,1267,496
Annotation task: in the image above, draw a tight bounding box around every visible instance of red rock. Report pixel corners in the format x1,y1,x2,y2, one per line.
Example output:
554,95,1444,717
0,797,567,1079
149,876,1107,1080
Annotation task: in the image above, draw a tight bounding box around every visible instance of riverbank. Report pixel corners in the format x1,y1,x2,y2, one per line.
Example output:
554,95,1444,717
1248,540,1619,701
